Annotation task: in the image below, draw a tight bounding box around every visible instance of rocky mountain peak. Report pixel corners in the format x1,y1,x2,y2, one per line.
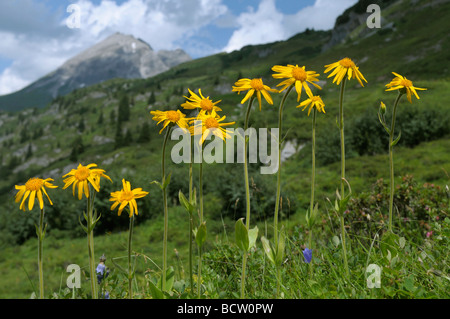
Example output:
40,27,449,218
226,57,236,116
0,32,191,111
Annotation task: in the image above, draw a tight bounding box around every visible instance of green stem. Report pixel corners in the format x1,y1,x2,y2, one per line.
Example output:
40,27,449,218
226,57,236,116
38,208,44,299
199,155,204,224
188,138,194,292
161,126,172,292
87,188,97,299
308,107,317,277
272,85,294,298
274,85,294,247
197,143,204,299
338,77,349,278
197,246,202,299
388,92,403,233
339,77,347,198
240,96,255,299
128,214,135,299
340,215,349,278
243,97,254,229
310,108,316,220
240,253,248,298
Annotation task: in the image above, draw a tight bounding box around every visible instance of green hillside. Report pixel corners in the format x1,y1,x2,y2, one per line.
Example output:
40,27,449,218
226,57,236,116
0,0,449,299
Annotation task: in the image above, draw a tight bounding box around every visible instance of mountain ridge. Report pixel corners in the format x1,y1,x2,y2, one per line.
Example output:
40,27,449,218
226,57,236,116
0,32,191,112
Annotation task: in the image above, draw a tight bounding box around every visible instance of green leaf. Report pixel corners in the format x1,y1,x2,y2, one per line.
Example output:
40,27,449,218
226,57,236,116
92,211,102,228
235,218,249,252
333,179,353,215
334,198,340,213
78,214,88,233
378,111,390,135
148,279,164,299
191,187,197,207
332,235,340,247
380,231,399,260
403,276,416,292
162,173,172,190
307,203,319,228
248,226,259,250
275,228,286,266
150,180,163,190
398,237,406,249
195,221,207,248
261,236,275,265
178,190,195,215
157,266,175,292
391,130,402,147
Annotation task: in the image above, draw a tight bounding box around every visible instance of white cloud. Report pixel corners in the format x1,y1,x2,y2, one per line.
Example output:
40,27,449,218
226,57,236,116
0,68,29,95
223,0,358,53
73,0,228,51
223,0,285,53
0,0,229,95
0,0,358,95
283,0,358,33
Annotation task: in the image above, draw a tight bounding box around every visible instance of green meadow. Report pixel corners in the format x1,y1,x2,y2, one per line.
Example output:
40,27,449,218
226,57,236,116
0,0,449,299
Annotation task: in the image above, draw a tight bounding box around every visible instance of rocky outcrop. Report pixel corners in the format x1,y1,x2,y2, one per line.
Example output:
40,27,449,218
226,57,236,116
322,0,396,52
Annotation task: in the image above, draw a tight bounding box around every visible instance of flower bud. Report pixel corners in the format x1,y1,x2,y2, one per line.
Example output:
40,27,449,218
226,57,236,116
380,101,386,115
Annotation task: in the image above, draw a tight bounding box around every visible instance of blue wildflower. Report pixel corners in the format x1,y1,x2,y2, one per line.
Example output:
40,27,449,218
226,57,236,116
303,248,313,263
96,254,110,284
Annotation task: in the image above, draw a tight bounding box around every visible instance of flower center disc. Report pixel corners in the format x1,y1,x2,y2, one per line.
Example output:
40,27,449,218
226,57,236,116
167,110,180,122
200,99,213,111
205,117,219,129
339,57,355,68
25,178,43,191
250,78,264,91
310,96,321,102
75,167,90,181
400,79,413,87
120,190,134,202
292,67,307,81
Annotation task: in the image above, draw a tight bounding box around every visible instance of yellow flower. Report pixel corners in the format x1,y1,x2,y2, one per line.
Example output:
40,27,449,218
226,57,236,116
15,177,58,211
181,88,222,115
62,163,112,200
190,110,235,145
297,95,326,116
150,109,190,134
385,72,427,103
110,179,149,217
272,64,322,102
232,78,278,111
324,57,367,87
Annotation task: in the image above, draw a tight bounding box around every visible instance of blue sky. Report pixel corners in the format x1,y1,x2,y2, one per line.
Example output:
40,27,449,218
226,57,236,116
0,0,357,95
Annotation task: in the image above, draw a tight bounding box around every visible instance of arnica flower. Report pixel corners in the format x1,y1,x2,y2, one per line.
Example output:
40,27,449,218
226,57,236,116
232,78,277,111
150,109,190,134
297,95,326,116
385,72,427,103
190,110,235,145
15,178,58,211
62,163,112,200
324,57,367,87
303,248,313,264
110,179,149,217
272,64,322,102
181,88,222,115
